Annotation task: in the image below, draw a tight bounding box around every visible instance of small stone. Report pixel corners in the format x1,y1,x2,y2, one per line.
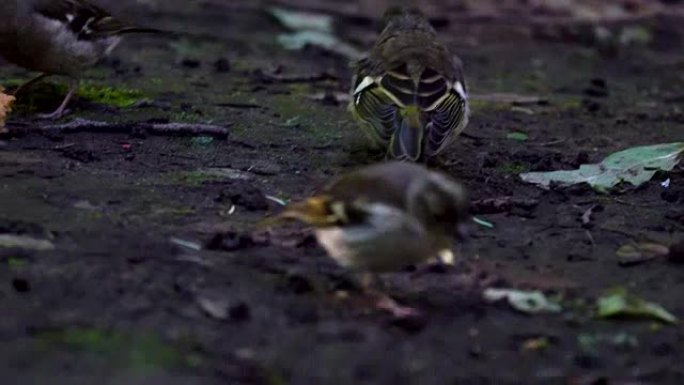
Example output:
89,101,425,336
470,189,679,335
215,182,268,211
668,240,684,264
661,190,679,203
229,302,251,322
12,277,30,293
205,231,253,251
386,313,427,334
214,58,231,73
181,58,201,68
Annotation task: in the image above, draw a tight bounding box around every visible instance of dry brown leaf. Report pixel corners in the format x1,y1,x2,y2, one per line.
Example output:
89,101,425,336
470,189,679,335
0,86,16,131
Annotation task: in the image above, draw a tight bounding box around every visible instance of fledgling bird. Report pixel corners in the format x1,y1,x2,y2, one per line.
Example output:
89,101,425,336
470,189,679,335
263,162,470,316
350,7,469,162
0,0,160,119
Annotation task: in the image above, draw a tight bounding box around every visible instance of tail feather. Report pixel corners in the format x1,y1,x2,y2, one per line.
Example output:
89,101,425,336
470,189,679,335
389,110,423,161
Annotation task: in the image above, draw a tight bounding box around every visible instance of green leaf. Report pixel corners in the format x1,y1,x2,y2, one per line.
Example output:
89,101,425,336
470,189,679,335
472,217,494,228
276,31,362,59
616,243,670,266
269,7,333,32
0,234,54,251
596,287,678,324
269,8,362,59
520,142,684,192
506,132,528,141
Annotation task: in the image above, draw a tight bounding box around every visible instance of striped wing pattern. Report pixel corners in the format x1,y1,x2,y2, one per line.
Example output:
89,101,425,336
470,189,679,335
351,82,398,145
35,0,131,40
424,86,468,157
352,64,468,160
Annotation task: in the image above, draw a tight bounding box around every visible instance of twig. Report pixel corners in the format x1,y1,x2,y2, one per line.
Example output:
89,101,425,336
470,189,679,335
252,69,338,84
471,93,547,106
471,196,540,215
215,102,263,109
6,118,231,139
581,205,596,227
530,139,567,147
598,225,659,243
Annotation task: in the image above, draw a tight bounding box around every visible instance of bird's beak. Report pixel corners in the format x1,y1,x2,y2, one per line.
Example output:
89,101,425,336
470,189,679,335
256,196,335,229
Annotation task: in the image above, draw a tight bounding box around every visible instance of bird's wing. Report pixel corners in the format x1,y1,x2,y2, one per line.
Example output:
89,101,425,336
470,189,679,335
350,66,399,145
424,57,469,157
34,0,157,39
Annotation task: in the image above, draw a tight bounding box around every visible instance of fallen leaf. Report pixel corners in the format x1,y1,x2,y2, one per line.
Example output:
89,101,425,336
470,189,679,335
307,91,351,105
269,7,362,59
521,142,684,192
277,30,362,59
269,7,333,32
169,237,203,251
0,234,55,251
471,93,547,106
521,336,551,352
483,288,562,314
596,287,678,324
472,217,495,229
616,243,670,266
507,132,529,141
196,295,230,320
0,86,16,131
199,168,252,180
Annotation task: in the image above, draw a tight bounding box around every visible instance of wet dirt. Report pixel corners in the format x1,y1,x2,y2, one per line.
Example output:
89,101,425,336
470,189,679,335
1,1,684,384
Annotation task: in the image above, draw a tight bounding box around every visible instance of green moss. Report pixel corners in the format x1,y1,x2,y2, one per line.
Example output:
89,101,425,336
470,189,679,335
555,97,583,111
498,162,529,174
7,257,27,269
160,171,218,186
172,110,205,123
77,83,144,107
469,99,512,112
9,80,145,112
287,83,312,95
38,328,190,370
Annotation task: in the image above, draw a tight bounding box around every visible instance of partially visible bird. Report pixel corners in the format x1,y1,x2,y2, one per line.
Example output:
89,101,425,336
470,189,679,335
350,6,469,162
0,0,161,119
262,162,470,316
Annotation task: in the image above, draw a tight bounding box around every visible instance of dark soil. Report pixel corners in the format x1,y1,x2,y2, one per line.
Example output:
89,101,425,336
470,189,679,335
1,1,684,384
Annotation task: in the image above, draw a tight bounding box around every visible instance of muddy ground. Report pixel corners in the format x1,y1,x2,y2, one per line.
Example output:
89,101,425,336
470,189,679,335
1,1,684,384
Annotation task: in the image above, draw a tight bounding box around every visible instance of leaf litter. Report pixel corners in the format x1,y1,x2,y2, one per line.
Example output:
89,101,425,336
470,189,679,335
596,287,678,324
269,7,362,59
520,142,684,192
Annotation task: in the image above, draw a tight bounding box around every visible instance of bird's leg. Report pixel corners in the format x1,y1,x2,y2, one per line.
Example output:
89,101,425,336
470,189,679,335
38,78,77,120
11,73,51,96
360,272,421,318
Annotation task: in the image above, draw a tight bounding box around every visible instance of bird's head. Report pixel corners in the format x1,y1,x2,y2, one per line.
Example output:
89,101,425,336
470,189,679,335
381,6,433,33
406,170,470,240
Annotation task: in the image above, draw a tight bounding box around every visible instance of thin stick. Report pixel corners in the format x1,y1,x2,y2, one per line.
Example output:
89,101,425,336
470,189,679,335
6,118,231,139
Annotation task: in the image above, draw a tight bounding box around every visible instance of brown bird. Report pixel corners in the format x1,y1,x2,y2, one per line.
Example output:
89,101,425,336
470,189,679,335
350,6,469,162
0,0,160,119
263,162,470,316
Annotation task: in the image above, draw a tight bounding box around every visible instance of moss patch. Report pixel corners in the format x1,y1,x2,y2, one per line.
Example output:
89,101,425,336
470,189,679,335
498,162,530,175
38,328,198,370
6,256,27,270
77,83,144,107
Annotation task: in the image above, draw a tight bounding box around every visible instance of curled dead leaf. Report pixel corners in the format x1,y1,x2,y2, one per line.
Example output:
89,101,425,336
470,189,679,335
616,243,670,266
0,86,16,131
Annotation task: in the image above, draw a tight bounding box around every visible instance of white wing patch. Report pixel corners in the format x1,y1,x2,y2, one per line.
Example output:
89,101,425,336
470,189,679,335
454,81,467,100
353,76,375,96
